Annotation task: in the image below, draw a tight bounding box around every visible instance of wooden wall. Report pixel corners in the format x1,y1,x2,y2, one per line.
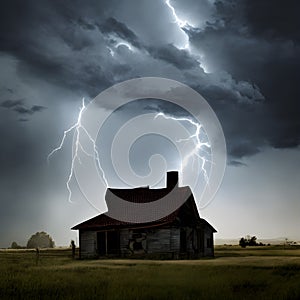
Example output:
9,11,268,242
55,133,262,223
79,225,214,259
170,227,180,252
203,227,214,257
120,228,178,255
79,230,97,258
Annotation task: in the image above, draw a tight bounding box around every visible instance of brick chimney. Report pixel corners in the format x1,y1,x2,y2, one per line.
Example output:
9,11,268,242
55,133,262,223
166,171,179,188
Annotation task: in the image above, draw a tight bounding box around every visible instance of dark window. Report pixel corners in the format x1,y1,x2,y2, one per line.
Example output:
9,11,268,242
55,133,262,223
97,232,106,256
197,230,204,251
207,237,212,248
107,231,120,254
97,231,120,255
180,229,187,252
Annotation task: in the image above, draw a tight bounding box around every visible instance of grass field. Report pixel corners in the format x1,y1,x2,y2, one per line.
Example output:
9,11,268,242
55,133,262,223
1,246,300,299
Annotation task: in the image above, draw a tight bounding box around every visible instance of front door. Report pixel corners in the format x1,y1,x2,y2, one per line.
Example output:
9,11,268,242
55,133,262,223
97,231,120,256
97,232,106,256
107,231,120,254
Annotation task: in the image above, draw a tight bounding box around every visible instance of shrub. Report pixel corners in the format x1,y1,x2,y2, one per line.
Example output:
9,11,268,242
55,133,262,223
27,231,55,249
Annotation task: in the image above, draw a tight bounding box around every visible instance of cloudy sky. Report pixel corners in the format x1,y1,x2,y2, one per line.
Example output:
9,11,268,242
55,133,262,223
0,0,299,247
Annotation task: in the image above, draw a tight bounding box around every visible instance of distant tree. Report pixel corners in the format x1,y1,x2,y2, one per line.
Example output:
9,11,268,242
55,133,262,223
239,235,260,248
239,237,247,248
27,232,55,249
249,236,257,246
11,241,22,249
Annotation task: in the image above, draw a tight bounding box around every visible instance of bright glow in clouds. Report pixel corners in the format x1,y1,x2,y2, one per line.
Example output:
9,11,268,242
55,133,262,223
48,103,211,202
47,98,108,203
164,0,211,72
165,0,190,50
154,112,211,183
49,77,226,220
107,47,114,57
196,56,210,73
107,37,135,57
115,42,133,51
165,0,188,28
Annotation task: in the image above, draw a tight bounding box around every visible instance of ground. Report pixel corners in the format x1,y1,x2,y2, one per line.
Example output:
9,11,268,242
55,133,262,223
1,245,300,299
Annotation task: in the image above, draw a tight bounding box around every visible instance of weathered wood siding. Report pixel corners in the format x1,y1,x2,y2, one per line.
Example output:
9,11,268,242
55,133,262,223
119,228,180,255
170,227,180,252
79,225,214,258
120,229,130,255
203,227,214,257
80,230,97,258
147,229,171,253
186,227,194,252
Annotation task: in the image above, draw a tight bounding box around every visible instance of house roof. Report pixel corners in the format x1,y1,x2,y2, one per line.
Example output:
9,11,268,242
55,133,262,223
72,186,217,232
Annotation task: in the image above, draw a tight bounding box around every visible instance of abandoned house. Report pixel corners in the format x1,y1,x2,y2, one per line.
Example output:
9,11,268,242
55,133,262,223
72,171,216,259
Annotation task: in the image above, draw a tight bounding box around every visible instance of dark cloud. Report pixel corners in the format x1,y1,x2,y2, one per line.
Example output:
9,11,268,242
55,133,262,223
0,0,299,247
13,106,32,115
77,18,96,31
183,0,300,157
0,0,114,97
12,105,47,115
229,141,260,159
228,160,247,167
0,0,298,168
1,99,24,108
97,17,142,49
1,100,47,116
148,44,199,70
244,0,300,41
31,105,47,112
18,118,29,122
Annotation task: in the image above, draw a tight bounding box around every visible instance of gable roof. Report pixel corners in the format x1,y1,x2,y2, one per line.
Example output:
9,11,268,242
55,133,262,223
72,186,217,232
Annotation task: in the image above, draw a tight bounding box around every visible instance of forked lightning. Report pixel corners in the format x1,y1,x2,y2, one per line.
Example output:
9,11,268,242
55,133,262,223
154,112,211,183
47,98,108,202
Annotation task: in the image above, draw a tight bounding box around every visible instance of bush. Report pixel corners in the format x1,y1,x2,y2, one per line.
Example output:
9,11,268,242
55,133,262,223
239,236,264,248
239,238,247,248
27,232,55,249
11,241,22,249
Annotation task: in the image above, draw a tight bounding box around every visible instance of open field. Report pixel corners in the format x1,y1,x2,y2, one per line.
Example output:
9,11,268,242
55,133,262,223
1,246,300,299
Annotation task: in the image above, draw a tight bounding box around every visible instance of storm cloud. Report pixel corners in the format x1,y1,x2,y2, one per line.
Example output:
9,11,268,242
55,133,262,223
0,0,298,183
0,0,299,247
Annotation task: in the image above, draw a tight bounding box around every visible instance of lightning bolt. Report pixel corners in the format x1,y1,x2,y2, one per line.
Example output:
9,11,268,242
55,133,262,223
165,0,188,28
165,0,190,50
47,98,108,203
164,0,210,71
154,112,211,183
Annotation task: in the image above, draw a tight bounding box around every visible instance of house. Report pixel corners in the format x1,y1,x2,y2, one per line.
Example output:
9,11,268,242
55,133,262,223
72,171,216,259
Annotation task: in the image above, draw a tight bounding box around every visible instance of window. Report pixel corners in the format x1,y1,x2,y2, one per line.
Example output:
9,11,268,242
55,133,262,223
129,231,147,253
97,231,120,255
180,229,187,252
207,237,212,248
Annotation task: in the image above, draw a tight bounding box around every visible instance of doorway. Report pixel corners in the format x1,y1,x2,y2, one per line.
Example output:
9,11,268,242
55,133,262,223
97,231,120,256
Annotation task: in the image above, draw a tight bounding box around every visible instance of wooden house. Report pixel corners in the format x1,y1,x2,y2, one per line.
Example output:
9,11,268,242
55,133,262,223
72,171,216,259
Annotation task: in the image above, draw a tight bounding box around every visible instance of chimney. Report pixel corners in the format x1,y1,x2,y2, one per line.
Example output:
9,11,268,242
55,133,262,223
166,171,179,188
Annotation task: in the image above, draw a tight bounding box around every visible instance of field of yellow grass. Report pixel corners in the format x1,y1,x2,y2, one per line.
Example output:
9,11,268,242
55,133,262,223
1,245,300,299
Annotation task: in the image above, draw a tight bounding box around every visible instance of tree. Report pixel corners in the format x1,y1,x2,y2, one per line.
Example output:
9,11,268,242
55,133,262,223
27,232,55,249
239,237,247,248
11,241,22,249
249,236,257,246
239,235,259,248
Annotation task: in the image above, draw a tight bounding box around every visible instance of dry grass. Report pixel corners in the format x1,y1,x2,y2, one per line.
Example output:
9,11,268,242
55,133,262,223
0,246,300,299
